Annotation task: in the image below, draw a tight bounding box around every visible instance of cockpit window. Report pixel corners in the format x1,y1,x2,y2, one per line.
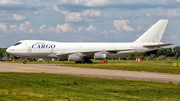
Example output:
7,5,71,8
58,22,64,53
14,42,22,46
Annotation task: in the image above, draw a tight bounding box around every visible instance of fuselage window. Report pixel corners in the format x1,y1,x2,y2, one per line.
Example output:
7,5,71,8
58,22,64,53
14,42,22,46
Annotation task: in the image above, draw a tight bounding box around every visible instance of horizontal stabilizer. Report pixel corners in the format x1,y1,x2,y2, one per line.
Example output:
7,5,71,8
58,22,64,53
143,43,173,48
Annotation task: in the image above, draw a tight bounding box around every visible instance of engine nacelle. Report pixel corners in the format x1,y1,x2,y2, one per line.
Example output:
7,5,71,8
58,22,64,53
94,53,107,60
68,54,82,61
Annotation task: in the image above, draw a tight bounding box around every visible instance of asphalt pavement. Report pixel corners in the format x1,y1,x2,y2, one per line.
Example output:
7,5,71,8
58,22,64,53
0,62,180,83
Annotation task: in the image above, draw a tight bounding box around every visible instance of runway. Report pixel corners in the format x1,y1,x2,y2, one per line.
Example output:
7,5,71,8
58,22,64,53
0,62,180,83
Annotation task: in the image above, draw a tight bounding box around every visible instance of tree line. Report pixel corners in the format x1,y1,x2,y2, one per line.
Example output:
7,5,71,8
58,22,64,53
0,47,180,59
0,48,9,58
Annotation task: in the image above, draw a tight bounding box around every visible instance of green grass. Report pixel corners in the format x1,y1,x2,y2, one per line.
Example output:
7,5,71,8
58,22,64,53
3,59,180,73
62,59,180,74
0,73,180,101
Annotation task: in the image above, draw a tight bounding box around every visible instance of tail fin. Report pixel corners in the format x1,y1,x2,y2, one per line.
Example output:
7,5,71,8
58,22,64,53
134,20,168,43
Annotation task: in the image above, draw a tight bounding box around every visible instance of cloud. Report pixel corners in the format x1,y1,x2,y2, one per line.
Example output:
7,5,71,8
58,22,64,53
58,0,180,11
1,22,75,34
58,0,177,8
110,30,119,34
39,25,56,34
0,23,7,32
113,20,135,31
0,11,12,21
100,30,108,34
56,23,73,32
0,0,44,11
169,35,178,39
84,0,110,6
136,26,142,31
64,12,82,22
163,32,178,40
39,23,74,34
52,5,82,22
159,9,180,18
86,25,96,31
84,18,96,22
39,25,47,30
82,9,101,17
12,14,26,21
146,14,150,17
9,21,34,34
58,0,110,6
110,20,144,34
32,12,40,15
169,32,173,35
78,26,84,32
52,5,102,22
0,12,27,21
0,0,22,5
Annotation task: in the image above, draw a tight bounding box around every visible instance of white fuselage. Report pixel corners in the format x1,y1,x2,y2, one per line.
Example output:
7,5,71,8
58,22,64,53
6,40,162,60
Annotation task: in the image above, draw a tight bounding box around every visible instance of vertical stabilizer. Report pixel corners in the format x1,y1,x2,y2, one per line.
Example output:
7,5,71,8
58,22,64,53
134,20,168,43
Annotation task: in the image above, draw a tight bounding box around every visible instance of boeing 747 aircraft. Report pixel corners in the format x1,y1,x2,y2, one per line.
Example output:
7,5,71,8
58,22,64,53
6,20,172,64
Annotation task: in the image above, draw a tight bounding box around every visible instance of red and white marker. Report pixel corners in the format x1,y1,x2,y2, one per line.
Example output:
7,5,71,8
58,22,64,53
136,58,141,62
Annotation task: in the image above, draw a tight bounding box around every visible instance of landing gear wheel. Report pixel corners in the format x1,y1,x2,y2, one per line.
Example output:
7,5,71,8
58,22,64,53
75,61,82,64
23,61,27,64
89,60,93,63
83,59,93,64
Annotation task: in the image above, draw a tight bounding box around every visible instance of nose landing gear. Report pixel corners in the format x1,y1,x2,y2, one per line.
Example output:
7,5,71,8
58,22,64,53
22,58,27,64
23,61,27,64
75,58,93,64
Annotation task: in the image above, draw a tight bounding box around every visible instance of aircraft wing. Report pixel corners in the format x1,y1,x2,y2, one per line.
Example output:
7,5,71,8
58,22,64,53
56,49,134,56
105,49,134,53
143,43,173,48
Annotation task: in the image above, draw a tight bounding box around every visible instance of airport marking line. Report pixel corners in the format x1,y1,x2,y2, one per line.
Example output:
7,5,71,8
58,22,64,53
18,67,40,69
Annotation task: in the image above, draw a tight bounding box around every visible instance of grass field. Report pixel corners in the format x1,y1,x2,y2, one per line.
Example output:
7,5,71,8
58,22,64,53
3,59,180,74
60,59,180,74
0,73,180,101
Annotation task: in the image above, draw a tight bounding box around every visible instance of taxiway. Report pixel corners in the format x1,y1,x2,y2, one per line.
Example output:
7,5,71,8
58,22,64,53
0,62,180,83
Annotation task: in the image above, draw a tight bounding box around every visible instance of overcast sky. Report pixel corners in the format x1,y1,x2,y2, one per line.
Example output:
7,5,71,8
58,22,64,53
0,0,180,48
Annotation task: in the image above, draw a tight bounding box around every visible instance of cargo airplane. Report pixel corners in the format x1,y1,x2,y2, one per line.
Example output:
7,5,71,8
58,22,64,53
6,20,172,64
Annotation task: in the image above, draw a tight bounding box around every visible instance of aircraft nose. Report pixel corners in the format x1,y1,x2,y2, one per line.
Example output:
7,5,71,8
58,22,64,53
6,48,10,53
6,47,15,54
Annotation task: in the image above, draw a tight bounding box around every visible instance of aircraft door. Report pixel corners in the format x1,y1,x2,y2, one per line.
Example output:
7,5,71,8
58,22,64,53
134,47,138,53
78,46,81,52
51,48,54,53
28,47,32,53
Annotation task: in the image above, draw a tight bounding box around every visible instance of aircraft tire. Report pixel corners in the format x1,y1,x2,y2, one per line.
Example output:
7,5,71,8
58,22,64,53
83,59,93,64
75,61,81,64
23,61,27,64
89,60,93,63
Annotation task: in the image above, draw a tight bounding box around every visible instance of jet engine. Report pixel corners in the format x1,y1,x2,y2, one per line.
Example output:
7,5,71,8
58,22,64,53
94,53,107,60
68,54,82,61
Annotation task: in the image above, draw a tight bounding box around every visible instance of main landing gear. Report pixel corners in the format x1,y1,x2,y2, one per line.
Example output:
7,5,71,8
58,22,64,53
75,59,93,64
